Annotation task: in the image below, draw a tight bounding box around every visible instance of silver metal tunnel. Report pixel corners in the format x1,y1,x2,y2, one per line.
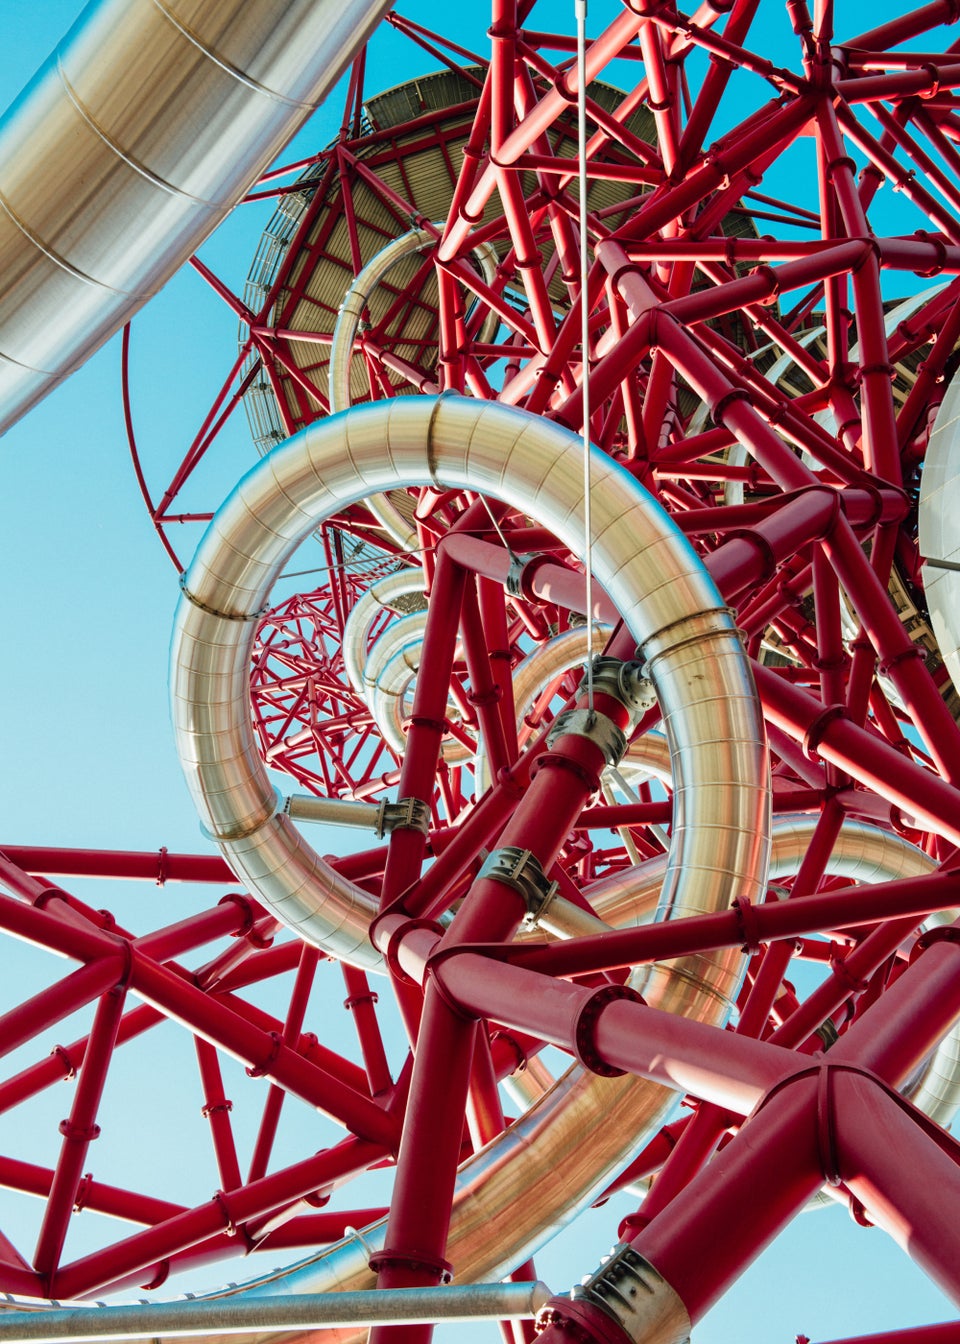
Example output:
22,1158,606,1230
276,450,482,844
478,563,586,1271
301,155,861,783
170,395,771,974
0,0,395,433
168,393,770,1316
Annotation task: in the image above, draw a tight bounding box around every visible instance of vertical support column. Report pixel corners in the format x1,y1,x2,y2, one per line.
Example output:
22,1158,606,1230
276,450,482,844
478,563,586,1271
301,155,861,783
371,670,637,1344
34,982,128,1282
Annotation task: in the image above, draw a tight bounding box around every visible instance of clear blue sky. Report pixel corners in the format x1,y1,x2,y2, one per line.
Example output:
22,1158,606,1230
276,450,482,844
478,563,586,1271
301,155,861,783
0,2,956,1340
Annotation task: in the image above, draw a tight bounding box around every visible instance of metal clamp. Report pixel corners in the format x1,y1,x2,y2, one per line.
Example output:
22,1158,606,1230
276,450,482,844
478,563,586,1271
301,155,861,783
578,657,657,725
505,553,535,598
477,846,557,922
376,796,431,838
570,1244,691,1344
547,708,628,766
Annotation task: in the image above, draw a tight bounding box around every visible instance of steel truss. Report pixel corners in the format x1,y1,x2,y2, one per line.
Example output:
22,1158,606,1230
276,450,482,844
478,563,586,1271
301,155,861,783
7,3,960,1344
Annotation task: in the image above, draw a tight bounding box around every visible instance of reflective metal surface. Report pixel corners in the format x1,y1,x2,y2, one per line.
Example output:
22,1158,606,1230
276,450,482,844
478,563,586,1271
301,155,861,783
920,368,960,696
328,228,499,548
342,570,426,693
0,0,395,432
0,1283,553,1340
169,393,770,1317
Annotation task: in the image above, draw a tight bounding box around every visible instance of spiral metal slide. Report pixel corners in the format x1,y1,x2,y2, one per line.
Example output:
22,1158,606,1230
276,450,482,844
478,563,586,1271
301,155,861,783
7,5,960,1344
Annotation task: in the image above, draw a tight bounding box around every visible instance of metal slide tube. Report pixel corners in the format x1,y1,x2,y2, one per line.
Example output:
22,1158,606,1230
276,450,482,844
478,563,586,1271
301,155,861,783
171,395,769,967
342,571,426,694
920,367,960,696
0,0,397,433
329,229,499,550
168,393,768,1310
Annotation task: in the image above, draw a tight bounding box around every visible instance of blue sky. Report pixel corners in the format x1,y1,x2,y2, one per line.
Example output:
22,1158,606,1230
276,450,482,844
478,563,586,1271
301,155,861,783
0,1,957,1340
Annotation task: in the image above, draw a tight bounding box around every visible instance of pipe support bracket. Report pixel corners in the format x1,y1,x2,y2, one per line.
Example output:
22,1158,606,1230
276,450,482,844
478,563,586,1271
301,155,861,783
477,847,558,924
540,1244,690,1344
548,709,628,767
578,657,658,729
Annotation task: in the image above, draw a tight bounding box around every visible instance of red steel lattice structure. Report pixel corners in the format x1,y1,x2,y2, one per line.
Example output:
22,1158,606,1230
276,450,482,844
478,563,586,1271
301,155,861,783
6,2,960,1344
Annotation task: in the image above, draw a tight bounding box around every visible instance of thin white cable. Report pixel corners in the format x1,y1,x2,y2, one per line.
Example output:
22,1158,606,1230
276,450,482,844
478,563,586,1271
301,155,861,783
480,494,519,561
575,0,595,709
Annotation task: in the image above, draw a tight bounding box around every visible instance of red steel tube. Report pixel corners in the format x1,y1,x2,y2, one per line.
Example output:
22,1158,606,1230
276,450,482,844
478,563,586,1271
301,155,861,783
133,897,256,964
342,963,393,1098
806,1324,960,1344
0,1152,184,1227
755,665,960,847
767,915,924,1051
369,994,477,1319
52,1138,382,1300
0,847,236,885
0,1002,161,1116
831,919,960,1088
411,944,790,1114
835,1074,960,1304
196,1038,243,1195
497,868,960,978
438,532,619,625
0,884,118,965
822,517,960,784
380,548,467,910
34,984,129,1279
0,958,126,1064
372,678,620,1339
129,958,397,1149
248,945,326,1183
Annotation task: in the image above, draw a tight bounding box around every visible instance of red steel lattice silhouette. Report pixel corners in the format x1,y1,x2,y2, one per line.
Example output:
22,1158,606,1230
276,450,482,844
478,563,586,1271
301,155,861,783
5,4,960,1344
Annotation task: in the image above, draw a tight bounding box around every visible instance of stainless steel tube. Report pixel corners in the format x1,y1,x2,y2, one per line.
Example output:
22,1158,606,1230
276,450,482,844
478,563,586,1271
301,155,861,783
171,395,769,970
329,228,500,548
169,393,769,1319
284,795,382,830
0,0,395,432
342,570,425,694
0,1284,553,1341
920,364,960,696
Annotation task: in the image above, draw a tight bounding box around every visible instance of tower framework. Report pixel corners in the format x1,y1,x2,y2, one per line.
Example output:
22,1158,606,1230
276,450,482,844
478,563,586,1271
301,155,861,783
3,4,960,1344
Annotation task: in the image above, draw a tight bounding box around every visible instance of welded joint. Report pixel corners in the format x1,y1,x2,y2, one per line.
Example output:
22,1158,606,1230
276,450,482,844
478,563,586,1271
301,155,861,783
753,1058,960,1201
712,387,754,423
478,846,558,923
730,896,763,954
547,708,628,767
178,574,267,623
748,262,782,305
200,788,284,844
721,529,779,585
217,891,267,942
539,1244,690,1344
638,605,739,669
58,1118,101,1143
801,703,847,760
854,361,896,386
850,236,882,273
577,657,658,728
245,1030,282,1080
828,949,869,997
912,229,949,277
52,1044,77,1081
376,796,431,838
212,1190,244,1240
